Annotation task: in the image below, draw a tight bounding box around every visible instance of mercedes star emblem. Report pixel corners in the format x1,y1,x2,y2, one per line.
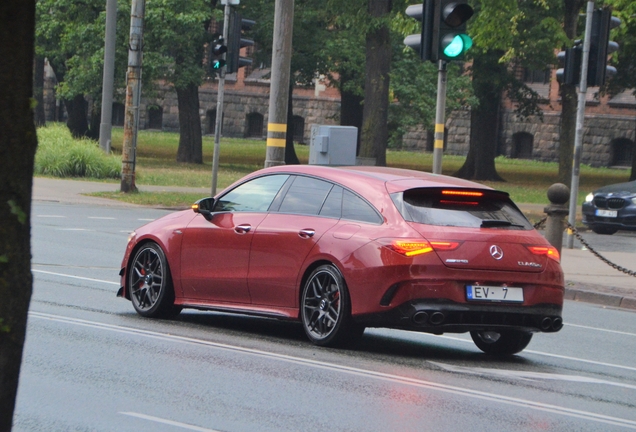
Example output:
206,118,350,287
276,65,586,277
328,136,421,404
489,245,504,260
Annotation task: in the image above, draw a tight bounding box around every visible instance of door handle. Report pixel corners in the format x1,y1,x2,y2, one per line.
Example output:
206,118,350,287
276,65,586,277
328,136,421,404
235,224,251,234
298,229,315,239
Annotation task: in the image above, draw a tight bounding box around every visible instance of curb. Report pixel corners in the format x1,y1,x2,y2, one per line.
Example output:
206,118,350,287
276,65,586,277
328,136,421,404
565,284,636,311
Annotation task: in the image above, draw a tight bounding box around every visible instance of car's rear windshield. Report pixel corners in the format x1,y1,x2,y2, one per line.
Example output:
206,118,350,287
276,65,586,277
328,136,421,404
391,187,533,230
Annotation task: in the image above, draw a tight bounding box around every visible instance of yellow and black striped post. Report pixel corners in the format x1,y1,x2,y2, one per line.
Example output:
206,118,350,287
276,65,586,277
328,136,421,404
432,60,447,175
264,0,294,167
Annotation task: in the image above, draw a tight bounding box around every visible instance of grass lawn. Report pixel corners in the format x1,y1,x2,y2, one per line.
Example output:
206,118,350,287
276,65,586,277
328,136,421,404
40,125,632,208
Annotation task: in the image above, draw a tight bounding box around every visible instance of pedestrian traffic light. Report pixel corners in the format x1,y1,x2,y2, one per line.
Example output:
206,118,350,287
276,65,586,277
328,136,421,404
432,0,474,62
556,43,582,86
227,10,255,74
404,0,435,62
208,35,227,74
587,7,620,87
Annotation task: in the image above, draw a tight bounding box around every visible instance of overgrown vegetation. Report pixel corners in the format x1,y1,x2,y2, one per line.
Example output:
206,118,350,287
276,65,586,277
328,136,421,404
35,124,121,178
35,125,631,208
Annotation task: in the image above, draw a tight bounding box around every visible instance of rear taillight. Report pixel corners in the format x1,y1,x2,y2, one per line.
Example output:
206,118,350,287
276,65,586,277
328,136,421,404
388,240,461,257
527,245,560,263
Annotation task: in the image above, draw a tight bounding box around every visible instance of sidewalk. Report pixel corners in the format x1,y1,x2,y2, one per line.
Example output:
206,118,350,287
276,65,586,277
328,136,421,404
32,177,636,311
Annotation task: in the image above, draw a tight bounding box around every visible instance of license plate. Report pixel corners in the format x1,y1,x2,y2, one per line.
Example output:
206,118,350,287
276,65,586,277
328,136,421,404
596,209,617,218
466,285,524,302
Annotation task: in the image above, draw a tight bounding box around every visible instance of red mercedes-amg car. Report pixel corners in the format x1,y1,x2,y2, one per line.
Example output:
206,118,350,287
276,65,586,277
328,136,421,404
118,165,564,355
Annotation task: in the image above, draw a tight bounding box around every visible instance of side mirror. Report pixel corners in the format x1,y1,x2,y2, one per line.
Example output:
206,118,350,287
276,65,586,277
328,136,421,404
192,197,216,219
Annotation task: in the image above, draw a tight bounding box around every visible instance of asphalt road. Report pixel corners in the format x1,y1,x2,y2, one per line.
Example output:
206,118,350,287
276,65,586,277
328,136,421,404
12,202,636,431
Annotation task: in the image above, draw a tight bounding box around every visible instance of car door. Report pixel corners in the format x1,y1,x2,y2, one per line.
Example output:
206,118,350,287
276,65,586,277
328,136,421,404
180,174,289,303
247,176,341,307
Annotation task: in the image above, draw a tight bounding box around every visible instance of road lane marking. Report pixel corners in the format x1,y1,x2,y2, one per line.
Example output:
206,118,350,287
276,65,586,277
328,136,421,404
32,269,119,286
29,312,636,430
30,265,636,373
138,218,155,221
120,412,222,432
429,361,636,390
567,323,636,337
417,333,636,373
88,216,116,220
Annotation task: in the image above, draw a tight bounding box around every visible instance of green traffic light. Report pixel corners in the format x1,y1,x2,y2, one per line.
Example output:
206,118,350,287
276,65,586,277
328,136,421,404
443,34,473,58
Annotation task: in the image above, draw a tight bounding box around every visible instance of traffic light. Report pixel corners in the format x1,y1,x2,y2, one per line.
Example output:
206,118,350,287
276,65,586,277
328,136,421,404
556,43,582,86
587,7,620,87
404,0,435,62
208,35,227,74
432,0,474,62
227,10,255,74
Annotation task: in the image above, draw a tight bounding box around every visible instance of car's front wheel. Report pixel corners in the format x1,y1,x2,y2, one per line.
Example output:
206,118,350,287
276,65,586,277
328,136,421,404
129,242,181,319
301,264,360,347
470,330,532,356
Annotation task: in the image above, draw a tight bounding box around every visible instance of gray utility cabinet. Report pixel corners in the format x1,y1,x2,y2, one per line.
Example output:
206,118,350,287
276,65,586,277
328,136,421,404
308,125,358,166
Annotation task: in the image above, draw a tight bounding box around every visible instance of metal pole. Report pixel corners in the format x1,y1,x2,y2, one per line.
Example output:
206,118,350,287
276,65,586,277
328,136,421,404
120,0,145,193
264,0,294,168
211,3,231,196
567,0,594,248
99,0,117,153
432,60,447,174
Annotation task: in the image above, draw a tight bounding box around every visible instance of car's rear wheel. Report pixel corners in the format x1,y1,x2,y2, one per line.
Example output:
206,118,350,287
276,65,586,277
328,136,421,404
470,330,532,356
301,264,360,347
129,242,181,318
591,225,618,235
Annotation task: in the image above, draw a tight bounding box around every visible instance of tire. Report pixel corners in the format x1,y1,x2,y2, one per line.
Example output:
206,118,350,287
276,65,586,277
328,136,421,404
470,330,533,356
300,264,360,347
591,225,618,235
129,242,180,319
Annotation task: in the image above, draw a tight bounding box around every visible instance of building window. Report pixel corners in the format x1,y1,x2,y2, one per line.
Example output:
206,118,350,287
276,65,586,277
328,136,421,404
523,68,550,85
292,115,305,143
511,132,534,159
112,103,125,126
246,112,264,138
206,109,218,135
147,105,163,130
611,138,634,167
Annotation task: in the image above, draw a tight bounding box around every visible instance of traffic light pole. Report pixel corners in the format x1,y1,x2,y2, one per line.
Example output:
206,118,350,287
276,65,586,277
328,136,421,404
433,60,447,175
211,2,231,196
567,0,594,249
264,0,294,168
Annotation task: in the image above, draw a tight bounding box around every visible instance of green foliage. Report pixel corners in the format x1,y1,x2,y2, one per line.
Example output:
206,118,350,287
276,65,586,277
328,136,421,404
35,124,121,179
0,318,9,333
0,255,7,264
7,201,27,225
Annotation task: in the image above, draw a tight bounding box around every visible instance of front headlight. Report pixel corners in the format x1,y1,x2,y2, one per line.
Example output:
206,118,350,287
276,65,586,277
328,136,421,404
632,197,636,205
127,231,137,243
584,193,594,203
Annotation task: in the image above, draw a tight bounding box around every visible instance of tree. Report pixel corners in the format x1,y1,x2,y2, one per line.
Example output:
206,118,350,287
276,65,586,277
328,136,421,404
557,0,585,185
144,0,217,164
35,0,130,139
0,1,38,429
455,0,567,181
606,0,636,180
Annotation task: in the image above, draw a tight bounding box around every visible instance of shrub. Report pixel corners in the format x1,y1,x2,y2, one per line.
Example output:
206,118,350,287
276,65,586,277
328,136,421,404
35,124,121,179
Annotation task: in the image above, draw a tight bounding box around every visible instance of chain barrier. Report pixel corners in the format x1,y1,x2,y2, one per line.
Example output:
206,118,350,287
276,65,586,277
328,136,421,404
533,215,636,277
563,222,636,277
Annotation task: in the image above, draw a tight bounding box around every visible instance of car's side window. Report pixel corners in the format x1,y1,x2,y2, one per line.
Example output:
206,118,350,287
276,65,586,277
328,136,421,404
278,176,333,215
214,175,289,212
342,190,382,224
319,185,343,218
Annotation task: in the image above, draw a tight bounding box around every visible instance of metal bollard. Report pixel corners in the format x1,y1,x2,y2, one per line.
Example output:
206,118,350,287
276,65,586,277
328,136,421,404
543,183,570,255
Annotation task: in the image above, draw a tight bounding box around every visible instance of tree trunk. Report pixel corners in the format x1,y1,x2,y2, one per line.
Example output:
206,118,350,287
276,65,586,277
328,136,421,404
285,81,300,164
339,72,364,154
33,54,46,126
359,0,392,166
87,104,101,141
176,83,203,164
0,1,37,429
558,0,585,185
65,94,89,138
454,51,505,181
630,133,636,181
